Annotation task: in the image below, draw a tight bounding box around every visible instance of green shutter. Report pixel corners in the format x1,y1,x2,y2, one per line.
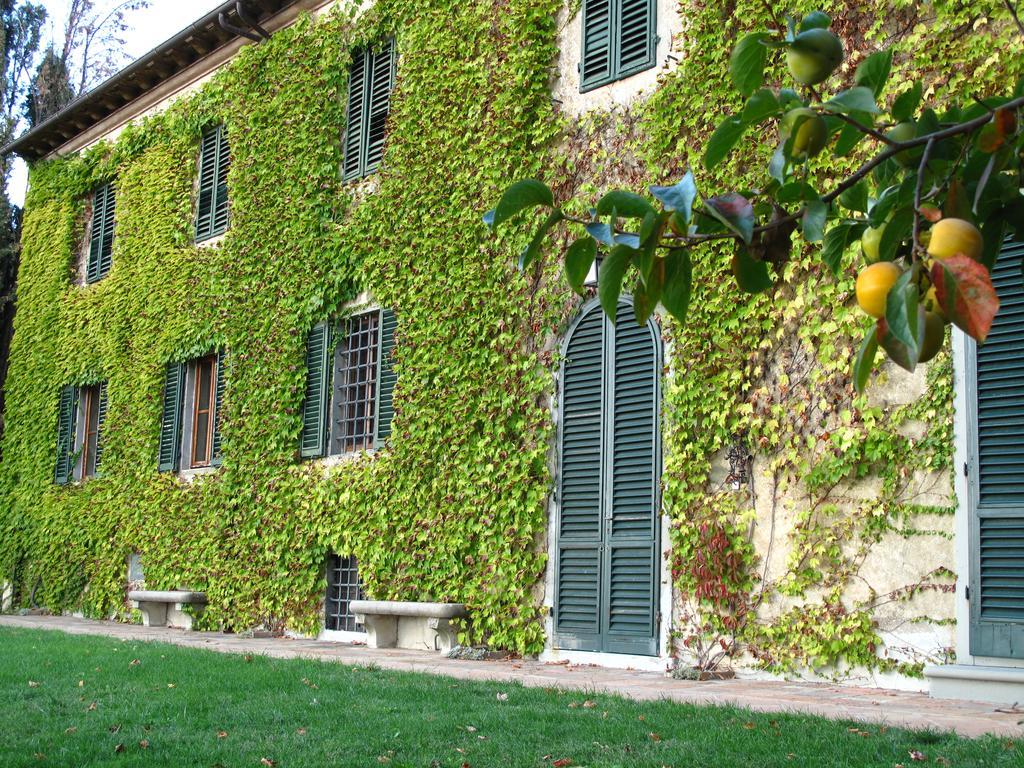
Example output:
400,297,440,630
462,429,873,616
555,306,605,647
605,313,659,654
970,239,1024,659
555,300,660,655
211,350,227,466
301,322,332,458
94,382,108,474
580,0,656,92
86,182,115,283
54,385,79,485
195,126,229,241
375,309,397,445
158,363,185,472
342,48,368,180
580,0,614,91
343,40,395,180
365,39,395,174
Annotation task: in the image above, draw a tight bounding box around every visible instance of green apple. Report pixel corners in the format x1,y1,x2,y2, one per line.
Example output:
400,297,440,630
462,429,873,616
786,29,844,86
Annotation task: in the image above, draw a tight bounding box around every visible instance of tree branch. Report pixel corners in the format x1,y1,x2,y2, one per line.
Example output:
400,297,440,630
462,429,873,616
912,136,937,256
1004,0,1024,40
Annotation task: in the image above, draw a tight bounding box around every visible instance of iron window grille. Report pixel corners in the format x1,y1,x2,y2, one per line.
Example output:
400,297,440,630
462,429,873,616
331,311,380,455
325,554,364,632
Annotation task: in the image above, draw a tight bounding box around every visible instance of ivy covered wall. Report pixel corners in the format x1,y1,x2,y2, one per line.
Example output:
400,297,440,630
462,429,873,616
0,0,1020,676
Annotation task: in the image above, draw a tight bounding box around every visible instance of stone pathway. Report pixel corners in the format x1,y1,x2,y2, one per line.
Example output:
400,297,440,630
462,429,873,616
1,614,1020,738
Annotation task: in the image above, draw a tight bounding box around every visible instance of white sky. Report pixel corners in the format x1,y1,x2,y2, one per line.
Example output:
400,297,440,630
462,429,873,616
9,0,225,205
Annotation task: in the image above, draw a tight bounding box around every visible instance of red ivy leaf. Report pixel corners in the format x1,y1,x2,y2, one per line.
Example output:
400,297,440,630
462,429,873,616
930,255,1000,342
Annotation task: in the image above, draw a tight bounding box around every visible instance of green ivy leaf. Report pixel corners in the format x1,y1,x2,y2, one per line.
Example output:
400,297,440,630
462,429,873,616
854,49,893,98
731,244,773,293
564,237,597,295
825,87,880,115
730,33,769,97
483,179,553,228
598,245,634,323
595,191,655,218
704,116,747,170
661,249,692,323
649,172,697,222
704,193,754,244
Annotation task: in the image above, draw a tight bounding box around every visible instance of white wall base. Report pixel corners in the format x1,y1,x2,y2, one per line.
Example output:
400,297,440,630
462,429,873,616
317,628,367,644
926,664,1024,705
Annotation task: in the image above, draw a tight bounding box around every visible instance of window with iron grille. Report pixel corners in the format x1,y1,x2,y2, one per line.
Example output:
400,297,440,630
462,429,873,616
579,0,657,92
325,554,364,632
342,39,396,181
195,125,230,242
86,182,115,283
300,309,397,459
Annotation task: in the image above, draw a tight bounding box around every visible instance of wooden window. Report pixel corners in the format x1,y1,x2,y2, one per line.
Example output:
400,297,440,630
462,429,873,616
54,382,108,484
86,182,115,283
342,40,396,181
80,384,102,478
195,125,230,242
190,355,217,468
580,0,657,92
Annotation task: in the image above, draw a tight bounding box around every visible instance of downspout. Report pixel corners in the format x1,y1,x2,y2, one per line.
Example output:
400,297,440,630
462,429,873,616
218,1,271,42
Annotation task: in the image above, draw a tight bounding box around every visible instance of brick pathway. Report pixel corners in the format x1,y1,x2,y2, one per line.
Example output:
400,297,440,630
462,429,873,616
1,614,1019,738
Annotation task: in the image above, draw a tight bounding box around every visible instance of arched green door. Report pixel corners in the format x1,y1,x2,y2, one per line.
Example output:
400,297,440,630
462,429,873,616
554,299,661,656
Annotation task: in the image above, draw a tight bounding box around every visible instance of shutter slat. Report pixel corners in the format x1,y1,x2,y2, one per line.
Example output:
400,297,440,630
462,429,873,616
158,363,184,472
301,323,332,458
212,127,230,235
375,309,398,444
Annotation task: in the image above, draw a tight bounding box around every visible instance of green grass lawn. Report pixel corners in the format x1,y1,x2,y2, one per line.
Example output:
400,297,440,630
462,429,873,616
0,628,1018,768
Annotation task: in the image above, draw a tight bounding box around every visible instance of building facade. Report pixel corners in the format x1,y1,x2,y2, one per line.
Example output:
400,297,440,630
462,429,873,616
0,0,1021,702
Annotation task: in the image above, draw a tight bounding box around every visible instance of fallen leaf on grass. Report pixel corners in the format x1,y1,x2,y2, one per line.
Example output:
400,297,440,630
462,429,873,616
743,722,756,730
113,744,124,754
260,759,276,767
909,750,927,761
244,654,253,662
582,700,596,709
786,754,796,761
87,702,97,712
78,680,84,687
33,753,45,761
465,725,477,733
109,725,121,734
296,728,307,736
217,731,228,739
496,692,508,701
649,733,662,742
28,680,39,687
167,683,176,688
552,760,572,767
139,740,149,750
130,659,141,667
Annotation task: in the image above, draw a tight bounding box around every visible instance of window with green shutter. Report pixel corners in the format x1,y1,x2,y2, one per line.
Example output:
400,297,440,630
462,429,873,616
969,239,1024,659
579,0,657,92
342,40,396,181
195,125,230,242
158,362,185,472
158,353,227,472
86,182,115,283
300,308,397,458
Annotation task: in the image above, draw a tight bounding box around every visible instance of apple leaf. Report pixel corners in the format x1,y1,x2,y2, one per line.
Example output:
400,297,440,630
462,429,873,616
704,116,747,170
731,244,772,293
854,49,893,99
483,180,553,228
598,245,634,323
661,248,692,322
650,172,697,222
730,33,769,97
931,254,1000,342
883,267,921,360
853,322,879,393
519,210,564,270
596,191,655,219
564,237,597,294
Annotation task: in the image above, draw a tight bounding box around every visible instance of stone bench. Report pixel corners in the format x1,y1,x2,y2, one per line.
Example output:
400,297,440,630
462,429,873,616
128,590,207,630
350,600,468,654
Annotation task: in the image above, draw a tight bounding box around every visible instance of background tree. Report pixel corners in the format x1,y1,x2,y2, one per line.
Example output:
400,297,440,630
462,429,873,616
0,0,45,442
23,43,70,126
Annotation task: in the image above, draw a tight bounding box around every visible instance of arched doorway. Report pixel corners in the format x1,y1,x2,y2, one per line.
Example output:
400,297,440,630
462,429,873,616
553,298,662,656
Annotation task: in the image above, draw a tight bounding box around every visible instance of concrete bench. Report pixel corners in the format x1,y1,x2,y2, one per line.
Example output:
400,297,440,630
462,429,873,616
350,600,468,653
128,590,207,630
